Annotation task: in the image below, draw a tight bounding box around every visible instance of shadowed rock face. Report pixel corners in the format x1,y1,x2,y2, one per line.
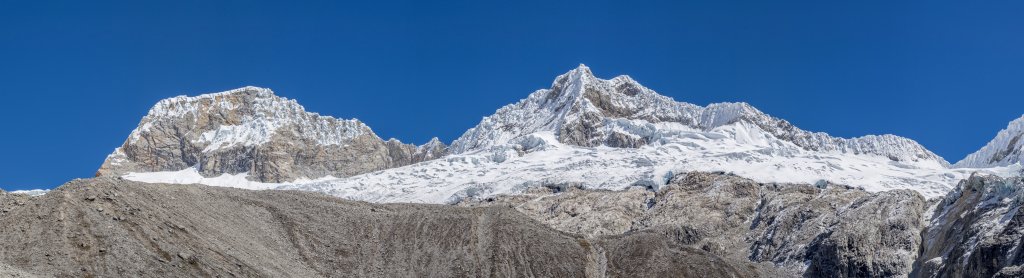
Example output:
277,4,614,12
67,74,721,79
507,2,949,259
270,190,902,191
97,87,446,182
914,174,1024,278
461,172,928,277
0,177,776,277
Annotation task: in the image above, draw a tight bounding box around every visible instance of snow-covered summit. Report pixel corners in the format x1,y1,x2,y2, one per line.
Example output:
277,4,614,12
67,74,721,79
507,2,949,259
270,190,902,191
132,86,370,148
955,115,1024,168
452,65,949,167
100,86,446,183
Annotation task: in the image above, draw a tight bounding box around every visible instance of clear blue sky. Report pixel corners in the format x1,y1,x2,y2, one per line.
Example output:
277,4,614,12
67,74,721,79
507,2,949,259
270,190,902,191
2,1,1023,190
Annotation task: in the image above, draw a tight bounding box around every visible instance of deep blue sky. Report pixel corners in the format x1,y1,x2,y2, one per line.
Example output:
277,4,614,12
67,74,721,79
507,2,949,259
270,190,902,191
2,1,1023,190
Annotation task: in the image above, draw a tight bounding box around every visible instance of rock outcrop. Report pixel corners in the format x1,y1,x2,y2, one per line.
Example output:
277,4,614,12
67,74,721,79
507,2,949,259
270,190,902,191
461,172,928,277
97,87,447,182
0,177,777,277
914,174,1024,278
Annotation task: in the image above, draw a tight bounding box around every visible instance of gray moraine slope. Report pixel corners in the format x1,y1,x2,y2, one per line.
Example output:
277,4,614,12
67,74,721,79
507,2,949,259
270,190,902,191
4,173,1024,277
0,177,778,278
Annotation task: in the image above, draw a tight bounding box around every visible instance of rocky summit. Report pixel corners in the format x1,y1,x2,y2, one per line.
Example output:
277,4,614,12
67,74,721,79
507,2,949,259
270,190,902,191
97,86,447,183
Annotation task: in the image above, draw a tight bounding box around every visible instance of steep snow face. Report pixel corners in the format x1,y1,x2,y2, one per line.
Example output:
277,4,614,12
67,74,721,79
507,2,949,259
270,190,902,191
955,115,1024,168
101,86,447,182
451,64,949,167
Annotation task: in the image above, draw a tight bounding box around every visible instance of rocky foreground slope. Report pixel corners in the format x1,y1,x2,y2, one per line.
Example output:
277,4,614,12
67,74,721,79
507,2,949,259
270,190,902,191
0,177,782,277
4,172,1024,277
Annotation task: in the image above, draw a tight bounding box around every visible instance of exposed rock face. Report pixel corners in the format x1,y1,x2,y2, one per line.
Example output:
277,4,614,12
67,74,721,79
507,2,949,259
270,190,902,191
955,115,1024,168
914,174,1024,278
97,87,447,182
451,65,948,166
0,177,776,277
461,172,928,277
801,189,926,277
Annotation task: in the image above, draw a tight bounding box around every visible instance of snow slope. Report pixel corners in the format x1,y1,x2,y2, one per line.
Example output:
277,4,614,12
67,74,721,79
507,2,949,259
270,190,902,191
955,115,1024,168
123,167,337,191
128,126,1020,203
276,130,1020,203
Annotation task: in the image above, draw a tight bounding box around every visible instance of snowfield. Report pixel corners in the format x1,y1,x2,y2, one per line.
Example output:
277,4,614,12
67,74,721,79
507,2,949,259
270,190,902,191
126,127,1022,204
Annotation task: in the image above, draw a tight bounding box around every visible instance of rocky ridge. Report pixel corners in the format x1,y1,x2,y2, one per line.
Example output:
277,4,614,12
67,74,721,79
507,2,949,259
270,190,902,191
456,171,1024,278
461,172,928,277
97,86,447,183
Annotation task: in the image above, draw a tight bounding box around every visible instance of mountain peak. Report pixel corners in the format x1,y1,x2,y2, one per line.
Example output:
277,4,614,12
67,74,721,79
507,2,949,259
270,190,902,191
99,87,445,182
550,64,598,89
450,65,948,167
573,63,591,73
955,114,1024,168
424,137,444,146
